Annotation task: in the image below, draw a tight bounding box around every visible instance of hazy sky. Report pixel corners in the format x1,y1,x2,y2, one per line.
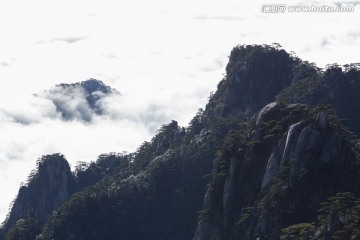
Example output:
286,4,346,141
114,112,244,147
0,0,359,222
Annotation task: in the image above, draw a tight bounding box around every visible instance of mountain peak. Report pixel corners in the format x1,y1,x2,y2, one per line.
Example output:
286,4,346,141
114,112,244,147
1,154,74,234
39,79,120,122
205,44,298,117
58,78,116,96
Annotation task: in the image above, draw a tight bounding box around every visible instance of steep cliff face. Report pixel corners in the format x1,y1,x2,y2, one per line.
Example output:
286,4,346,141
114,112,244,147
3,154,74,230
0,152,128,240
193,46,360,240
224,47,292,113
194,103,360,240
206,45,303,118
249,107,358,239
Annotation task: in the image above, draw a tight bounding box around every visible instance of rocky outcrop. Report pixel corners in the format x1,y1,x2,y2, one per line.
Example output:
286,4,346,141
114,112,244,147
0,152,130,239
223,46,294,114
3,154,74,231
261,137,286,187
261,111,351,187
255,102,280,141
193,47,360,239
194,106,359,240
207,45,299,118
194,153,246,240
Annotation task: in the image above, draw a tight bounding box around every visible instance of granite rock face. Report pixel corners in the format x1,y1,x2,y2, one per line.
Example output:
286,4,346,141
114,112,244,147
224,48,293,114
262,112,348,187
208,45,297,118
3,154,74,230
194,107,358,240
177,46,360,240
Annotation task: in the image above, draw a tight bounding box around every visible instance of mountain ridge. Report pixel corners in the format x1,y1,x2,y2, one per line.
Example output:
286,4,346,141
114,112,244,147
1,44,360,240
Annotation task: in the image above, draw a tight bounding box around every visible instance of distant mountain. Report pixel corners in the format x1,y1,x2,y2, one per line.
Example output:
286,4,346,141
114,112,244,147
1,45,360,240
38,79,119,122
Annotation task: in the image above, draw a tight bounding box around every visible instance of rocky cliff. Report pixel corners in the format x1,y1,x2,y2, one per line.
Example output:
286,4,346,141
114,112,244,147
0,154,74,238
0,153,128,240
193,46,360,240
194,103,359,240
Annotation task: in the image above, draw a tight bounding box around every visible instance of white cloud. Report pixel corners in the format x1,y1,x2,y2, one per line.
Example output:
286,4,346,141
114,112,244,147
52,37,90,44
39,85,95,122
193,15,245,21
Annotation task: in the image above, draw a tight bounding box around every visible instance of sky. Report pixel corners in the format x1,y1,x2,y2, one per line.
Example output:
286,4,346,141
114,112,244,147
0,0,359,223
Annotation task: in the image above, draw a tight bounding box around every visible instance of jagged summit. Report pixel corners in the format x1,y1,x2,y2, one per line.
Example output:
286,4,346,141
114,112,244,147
205,44,307,118
2,154,73,232
58,79,116,97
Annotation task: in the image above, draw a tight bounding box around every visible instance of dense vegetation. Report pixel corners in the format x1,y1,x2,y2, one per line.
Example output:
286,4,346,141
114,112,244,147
5,218,40,240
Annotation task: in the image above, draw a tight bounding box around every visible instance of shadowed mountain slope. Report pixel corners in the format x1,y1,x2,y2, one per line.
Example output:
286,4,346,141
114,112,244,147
2,44,360,240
